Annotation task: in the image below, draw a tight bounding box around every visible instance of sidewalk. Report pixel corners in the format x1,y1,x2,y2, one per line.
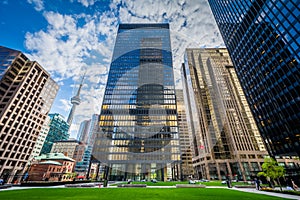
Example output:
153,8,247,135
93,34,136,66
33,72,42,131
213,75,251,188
141,185,299,199
229,187,299,200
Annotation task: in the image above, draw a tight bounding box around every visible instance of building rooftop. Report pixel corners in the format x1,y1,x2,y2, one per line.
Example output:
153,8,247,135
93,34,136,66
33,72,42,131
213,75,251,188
35,153,75,162
119,23,169,29
53,139,82,144
39,161,62,166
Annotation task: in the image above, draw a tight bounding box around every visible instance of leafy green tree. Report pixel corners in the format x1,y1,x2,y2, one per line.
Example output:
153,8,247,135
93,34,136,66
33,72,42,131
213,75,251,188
65,172,77,180
258,157,285,191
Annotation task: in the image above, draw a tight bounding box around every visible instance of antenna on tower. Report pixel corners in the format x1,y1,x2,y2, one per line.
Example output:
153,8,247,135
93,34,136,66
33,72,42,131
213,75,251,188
66,70,86,127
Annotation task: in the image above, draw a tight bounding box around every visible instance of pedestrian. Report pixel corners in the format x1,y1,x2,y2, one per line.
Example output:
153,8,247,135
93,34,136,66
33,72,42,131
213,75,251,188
291,179,298,191
255,178,261,190
226,177,232,188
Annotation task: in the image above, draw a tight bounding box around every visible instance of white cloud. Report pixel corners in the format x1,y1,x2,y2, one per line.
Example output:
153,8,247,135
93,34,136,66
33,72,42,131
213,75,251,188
69,123,80,138
25,11,111,80
58,99,72,113
111,0,224,88
72,83,106,126
25,0,224,135
85,63,108,84
27,0,44,11
76,0,96,7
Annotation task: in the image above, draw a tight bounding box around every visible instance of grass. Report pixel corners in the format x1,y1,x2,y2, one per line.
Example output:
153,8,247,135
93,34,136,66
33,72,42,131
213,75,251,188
130,181,190,186
112,180,258,187
0,188,288,200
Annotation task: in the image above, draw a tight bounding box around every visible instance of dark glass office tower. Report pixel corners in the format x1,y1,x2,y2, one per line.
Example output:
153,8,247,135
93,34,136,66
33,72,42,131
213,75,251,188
208,0,300,157
93,24,181,181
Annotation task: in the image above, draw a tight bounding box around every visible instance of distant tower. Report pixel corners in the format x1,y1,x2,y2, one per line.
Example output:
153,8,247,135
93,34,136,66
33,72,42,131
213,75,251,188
67,73,85,126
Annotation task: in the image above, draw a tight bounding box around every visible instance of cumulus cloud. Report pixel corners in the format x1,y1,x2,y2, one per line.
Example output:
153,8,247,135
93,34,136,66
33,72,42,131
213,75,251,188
58,99,72,113
111,0,224,88
25,0,224,137
27,0,44,11
25,11,113,78
76,0,96,7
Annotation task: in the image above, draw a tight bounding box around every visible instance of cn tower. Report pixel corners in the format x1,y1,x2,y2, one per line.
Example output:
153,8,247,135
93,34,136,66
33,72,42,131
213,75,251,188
67,73,85,126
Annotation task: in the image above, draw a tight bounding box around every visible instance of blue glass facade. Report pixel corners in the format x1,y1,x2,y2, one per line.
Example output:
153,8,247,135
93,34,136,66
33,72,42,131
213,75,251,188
41,113,70,154
208,0,300,157
93,24,181,181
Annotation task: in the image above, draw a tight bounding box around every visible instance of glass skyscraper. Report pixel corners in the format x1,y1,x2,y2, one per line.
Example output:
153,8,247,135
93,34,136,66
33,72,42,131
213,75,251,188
182,48,267,181
208,0,300,157
75,114,99,177
176,89,194,180
92,24,181,181
41,113,69,154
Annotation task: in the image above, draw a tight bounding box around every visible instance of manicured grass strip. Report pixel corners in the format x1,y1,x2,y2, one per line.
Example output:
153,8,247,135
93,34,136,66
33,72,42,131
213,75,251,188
112,181,206,186
131,181,189,186
0,188,287,200
114,180,257,187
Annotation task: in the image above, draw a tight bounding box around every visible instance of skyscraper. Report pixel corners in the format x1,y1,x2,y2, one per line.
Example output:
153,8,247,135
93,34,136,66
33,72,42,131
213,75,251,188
30,77,59,159
0,46,58,183
30,116,51,160
176,89,194,180
77,119,91,144
93,23,181,181
208,0,300,157
77,114,99,147
75,114,99,177
182,48,268,181
41,113,69,154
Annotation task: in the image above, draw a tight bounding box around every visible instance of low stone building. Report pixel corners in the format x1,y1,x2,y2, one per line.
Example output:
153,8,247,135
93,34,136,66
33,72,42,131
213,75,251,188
28,161,63,181
28,153,75,181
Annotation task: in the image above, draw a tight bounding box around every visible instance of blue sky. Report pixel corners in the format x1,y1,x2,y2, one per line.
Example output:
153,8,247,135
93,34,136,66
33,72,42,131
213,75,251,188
0,0,224,137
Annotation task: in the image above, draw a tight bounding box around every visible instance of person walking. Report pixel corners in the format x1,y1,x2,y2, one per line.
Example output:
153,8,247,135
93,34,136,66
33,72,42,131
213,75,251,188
255,178,261,190
291,179,298,191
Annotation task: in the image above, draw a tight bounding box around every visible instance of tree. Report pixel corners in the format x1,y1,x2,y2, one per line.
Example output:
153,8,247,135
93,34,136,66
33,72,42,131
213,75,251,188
65,172,76,180
257,157,285,191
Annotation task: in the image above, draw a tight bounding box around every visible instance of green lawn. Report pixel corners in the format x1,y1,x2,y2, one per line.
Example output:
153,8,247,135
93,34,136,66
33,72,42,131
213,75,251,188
0,188,287,200
115,180,257,187
129,181,190,186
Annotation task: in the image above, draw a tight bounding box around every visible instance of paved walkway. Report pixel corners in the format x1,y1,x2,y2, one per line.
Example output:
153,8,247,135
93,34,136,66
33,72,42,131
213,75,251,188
228,187,298,199
143,186,299,199
0,184,299,199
